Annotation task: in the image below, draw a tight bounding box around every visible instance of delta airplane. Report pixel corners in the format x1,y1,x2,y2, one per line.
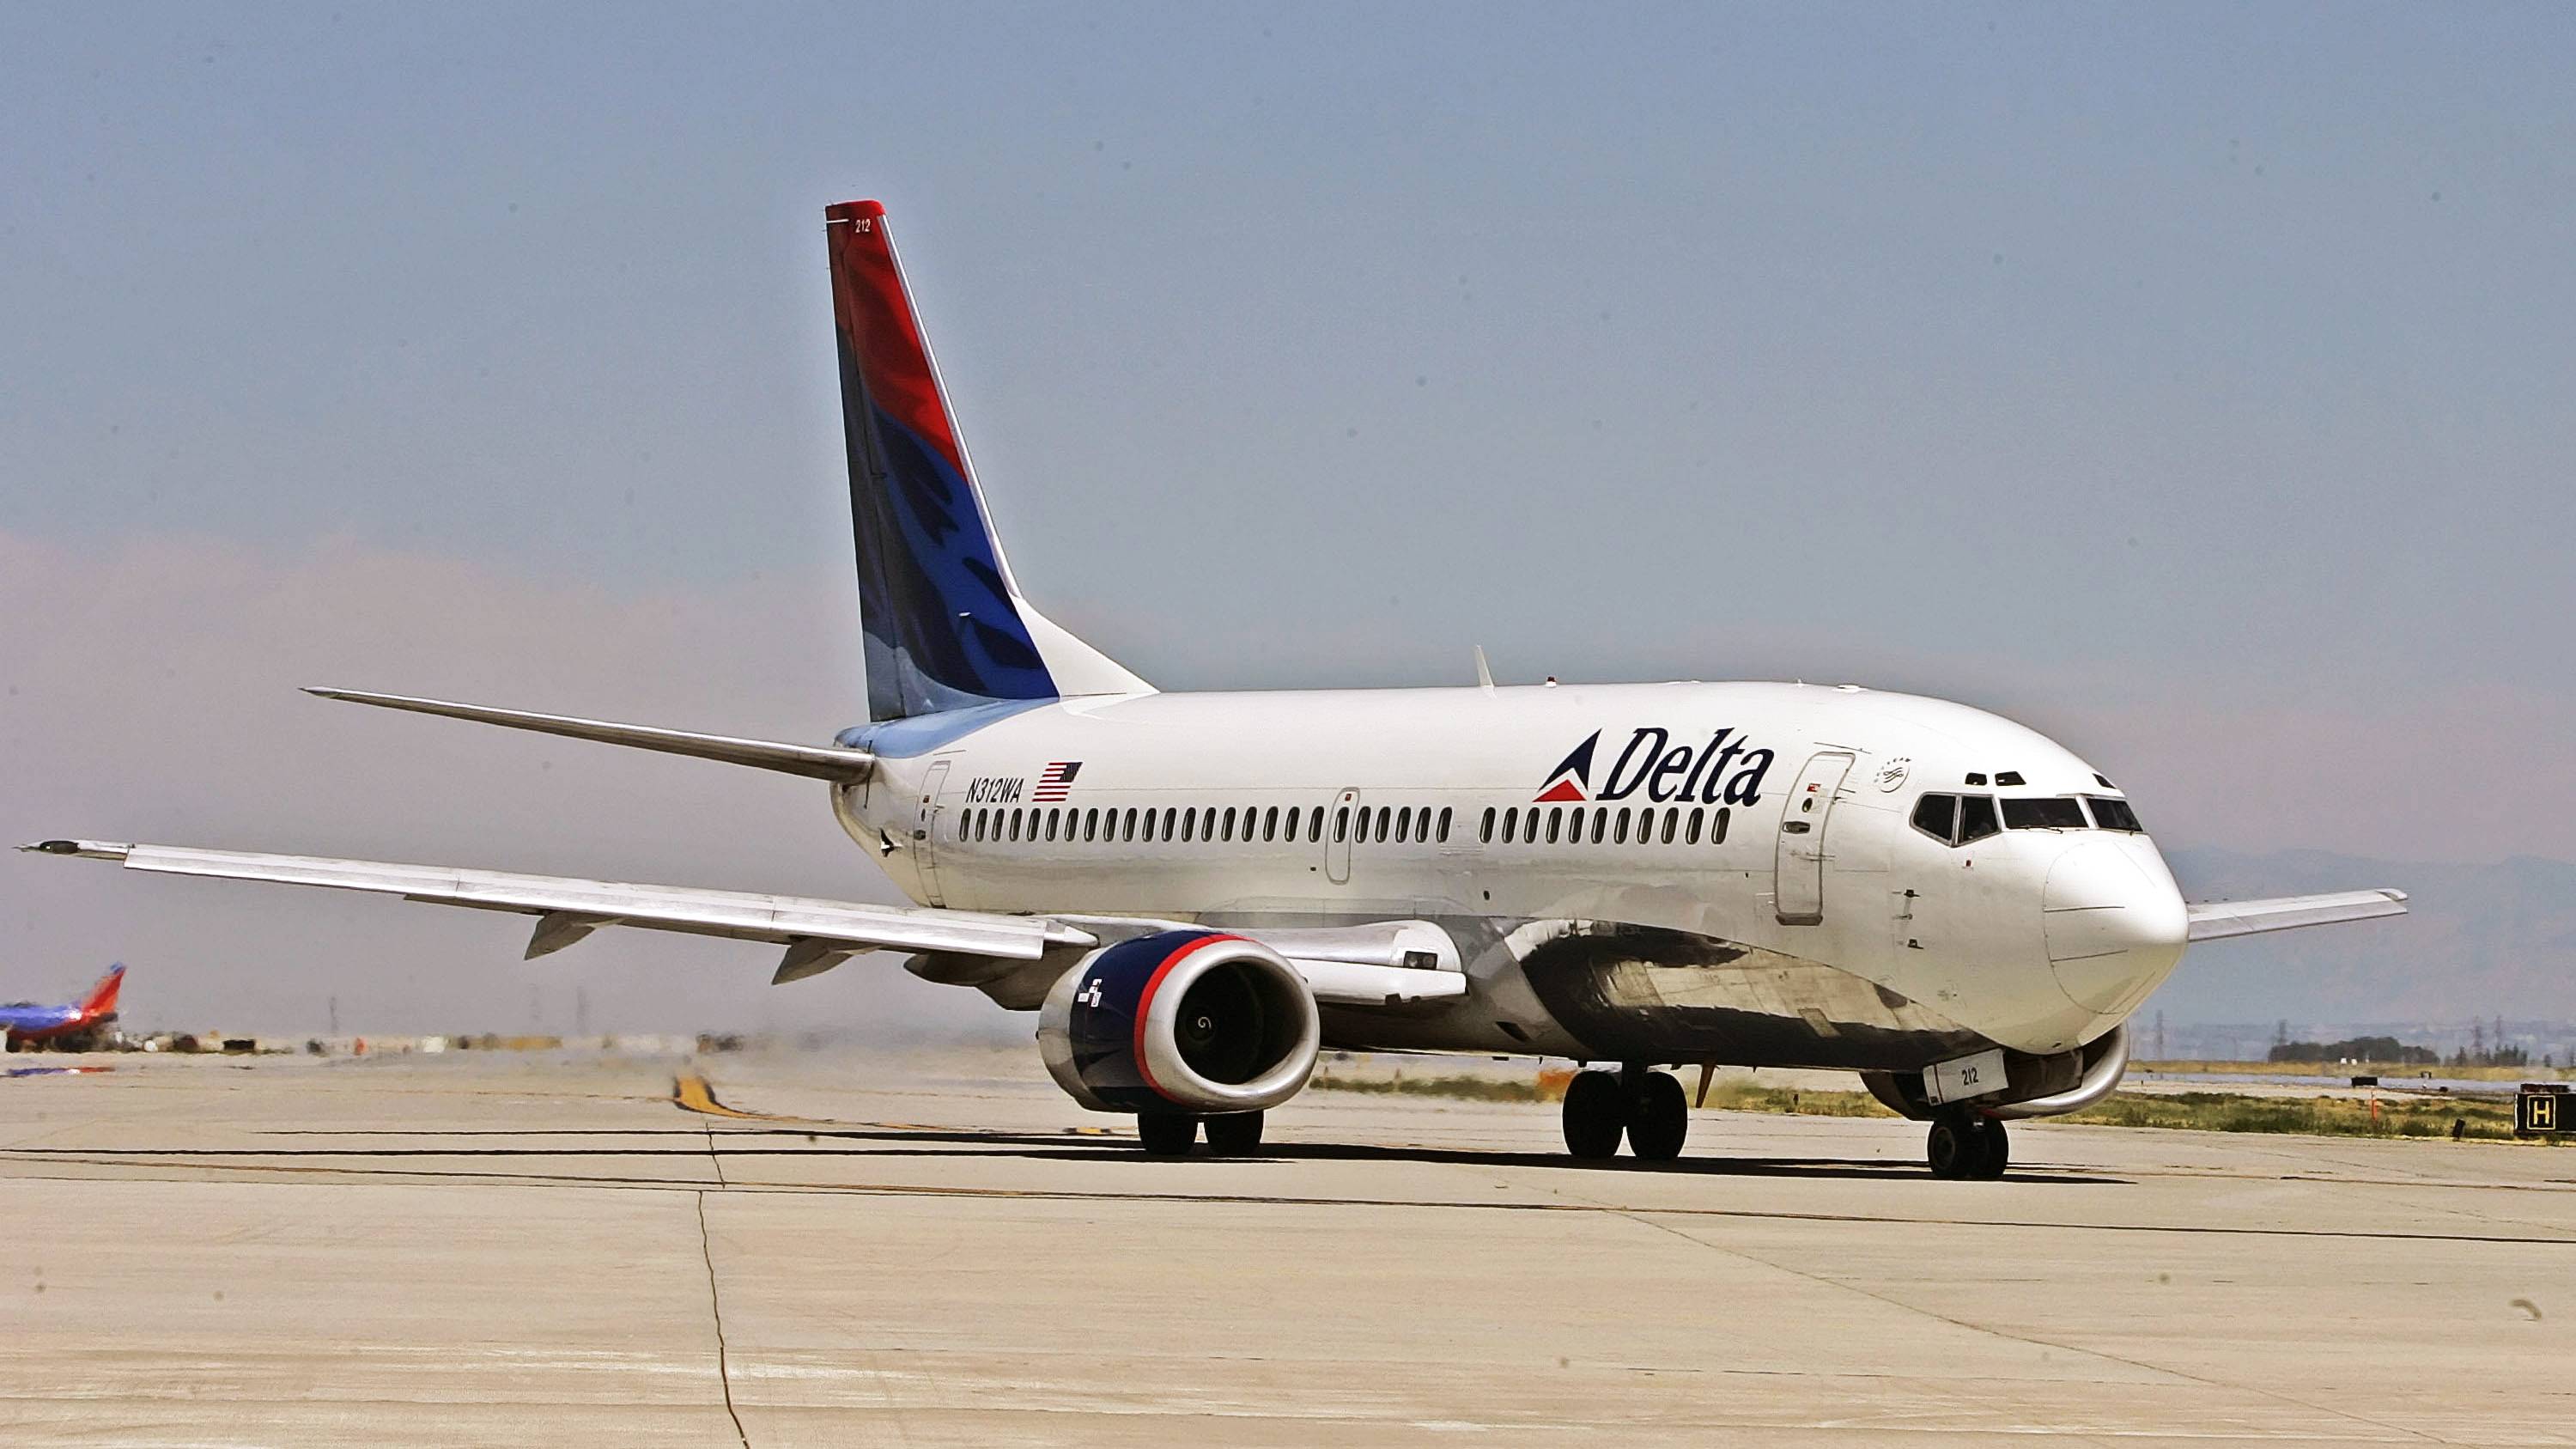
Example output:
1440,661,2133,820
26,201,2406,1177
2,965,125,1050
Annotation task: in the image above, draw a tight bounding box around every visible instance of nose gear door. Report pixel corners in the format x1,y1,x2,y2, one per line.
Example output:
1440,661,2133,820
1773,751,1854,925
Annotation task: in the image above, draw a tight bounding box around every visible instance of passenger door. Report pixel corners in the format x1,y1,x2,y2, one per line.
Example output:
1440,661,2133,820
1324,788,1360,885
1773,752,1854,925
912,759,951,908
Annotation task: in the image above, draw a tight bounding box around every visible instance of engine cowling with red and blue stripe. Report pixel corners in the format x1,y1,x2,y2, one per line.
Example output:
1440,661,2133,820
1037,930,1321,1114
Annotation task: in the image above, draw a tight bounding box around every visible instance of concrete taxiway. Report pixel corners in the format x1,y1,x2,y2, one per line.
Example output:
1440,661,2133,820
3,1047,2571,1446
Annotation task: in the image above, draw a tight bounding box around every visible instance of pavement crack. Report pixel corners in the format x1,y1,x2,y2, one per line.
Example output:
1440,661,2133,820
1601,1192,2457,1446
696,1190,750,1449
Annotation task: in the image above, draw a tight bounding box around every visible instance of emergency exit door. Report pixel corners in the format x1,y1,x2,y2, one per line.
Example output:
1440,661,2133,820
912,759,951,907
1773,752,1854,925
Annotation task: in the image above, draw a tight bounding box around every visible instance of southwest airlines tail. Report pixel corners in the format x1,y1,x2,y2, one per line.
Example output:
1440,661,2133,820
824,200,1148,721
78,964,125,1019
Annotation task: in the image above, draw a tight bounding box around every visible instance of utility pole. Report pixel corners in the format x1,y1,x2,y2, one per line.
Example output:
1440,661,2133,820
327,995,339,1037
2154,1009,2166,1061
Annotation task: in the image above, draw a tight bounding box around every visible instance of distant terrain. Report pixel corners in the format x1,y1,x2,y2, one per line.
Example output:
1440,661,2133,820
2155,847,2576,1029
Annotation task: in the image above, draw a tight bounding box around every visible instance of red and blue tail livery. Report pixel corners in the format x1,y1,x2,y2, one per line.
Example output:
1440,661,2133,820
1,964,125,1049
826,200,1059,721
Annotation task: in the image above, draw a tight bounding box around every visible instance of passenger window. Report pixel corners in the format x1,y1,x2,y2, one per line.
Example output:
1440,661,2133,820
1478,807,1493,843
1710,807,1730,843
1217,807,1232,842
1661,810,1677,844
1567,807,1584,843
1417,807,1432,842
1437,807,1452,843
2002,796,2087,831
1122,808,1137,842
1590,809,1607,844
1336,807,1351,843
1613,807,1631,844
2087,797,2144,832
1394,809,1412,844
1501,807,1519,844
1957,795,1999,842
1008,808,1023,842
1911,793,1959,845
1309,806,1325,842
1081,808,1096,842
1545,807,1561,843
1685,807,1703,844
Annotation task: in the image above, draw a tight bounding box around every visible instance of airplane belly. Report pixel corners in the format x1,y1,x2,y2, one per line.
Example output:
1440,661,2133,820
1511,921,1987,1071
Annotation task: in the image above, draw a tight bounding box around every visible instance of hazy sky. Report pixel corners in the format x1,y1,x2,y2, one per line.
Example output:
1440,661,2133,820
3,5,2570,1033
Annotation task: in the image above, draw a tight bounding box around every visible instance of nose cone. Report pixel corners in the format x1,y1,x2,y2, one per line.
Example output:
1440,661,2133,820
2043,841,2189,1017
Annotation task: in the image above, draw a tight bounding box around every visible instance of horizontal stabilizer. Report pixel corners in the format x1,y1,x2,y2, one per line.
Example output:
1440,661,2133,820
307,689,874,782
2185,889,2409,942
21,839,1092,961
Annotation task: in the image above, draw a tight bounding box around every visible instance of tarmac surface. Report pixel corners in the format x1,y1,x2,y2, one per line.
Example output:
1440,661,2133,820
3,1046,2572,1446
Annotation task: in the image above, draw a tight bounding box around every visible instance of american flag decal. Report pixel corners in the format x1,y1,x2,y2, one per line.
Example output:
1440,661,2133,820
1032,761,1082,801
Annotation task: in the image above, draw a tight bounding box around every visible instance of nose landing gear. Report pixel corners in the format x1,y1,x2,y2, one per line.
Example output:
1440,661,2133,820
1562,1065,1690,1161
1925,1111,2008,1179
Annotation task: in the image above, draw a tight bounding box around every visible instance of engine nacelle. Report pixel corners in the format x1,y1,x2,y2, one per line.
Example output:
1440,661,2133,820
1038,930,1321,1114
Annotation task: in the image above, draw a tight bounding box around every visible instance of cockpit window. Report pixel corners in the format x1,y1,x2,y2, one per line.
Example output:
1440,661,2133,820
2087,796,2144,832
1913,792,2008,847
1958,794,2000,842
2002,796,2088,831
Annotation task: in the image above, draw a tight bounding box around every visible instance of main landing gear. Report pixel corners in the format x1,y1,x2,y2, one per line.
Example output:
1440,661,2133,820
1925,1111,2008,1180
1562,1065,1689,1162
1136,1110,1266,1156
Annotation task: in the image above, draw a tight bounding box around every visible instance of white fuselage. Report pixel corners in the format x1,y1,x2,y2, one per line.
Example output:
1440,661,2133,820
834,680,2188,1071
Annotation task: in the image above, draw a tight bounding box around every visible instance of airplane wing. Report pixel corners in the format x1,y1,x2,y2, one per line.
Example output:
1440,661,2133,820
23,839,1091,980
18,840,1467,1004
2185,889,2409,942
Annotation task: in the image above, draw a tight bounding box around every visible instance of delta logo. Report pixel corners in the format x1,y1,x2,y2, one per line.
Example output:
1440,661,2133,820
1534,728,1776,807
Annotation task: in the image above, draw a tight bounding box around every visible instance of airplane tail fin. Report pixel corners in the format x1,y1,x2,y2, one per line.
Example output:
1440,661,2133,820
823,200,1149,721
79,964,124,1019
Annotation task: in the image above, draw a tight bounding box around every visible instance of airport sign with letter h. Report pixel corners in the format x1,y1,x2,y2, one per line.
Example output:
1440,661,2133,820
2516,1085,2569,1135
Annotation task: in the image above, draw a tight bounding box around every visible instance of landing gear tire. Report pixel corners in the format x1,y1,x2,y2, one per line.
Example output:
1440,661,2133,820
1203,1111,1264,1155
1625,1071,1689,1161
1563,1069,1626,1159
1975,1119,2009,1178
1138,1112,1200,1156
1926,1114,2008,1179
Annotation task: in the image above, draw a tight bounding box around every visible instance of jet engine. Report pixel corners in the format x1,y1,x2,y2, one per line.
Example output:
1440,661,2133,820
1038,930,1321,1114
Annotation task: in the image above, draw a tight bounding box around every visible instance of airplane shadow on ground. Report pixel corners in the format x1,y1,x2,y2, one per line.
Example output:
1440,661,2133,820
706,1123,2133,1185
